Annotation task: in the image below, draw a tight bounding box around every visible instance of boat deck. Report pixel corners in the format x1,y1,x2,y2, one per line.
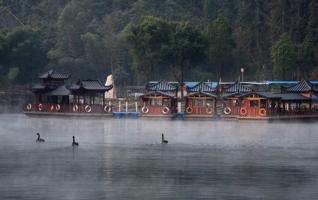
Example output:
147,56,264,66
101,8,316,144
24,111,112,118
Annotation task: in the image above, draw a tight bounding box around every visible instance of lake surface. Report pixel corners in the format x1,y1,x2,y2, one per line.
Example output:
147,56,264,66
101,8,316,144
0,114,318,200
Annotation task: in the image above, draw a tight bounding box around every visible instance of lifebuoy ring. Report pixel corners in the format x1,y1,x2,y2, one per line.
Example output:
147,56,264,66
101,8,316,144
50,105,55,111
56,104,61,111
186,107,193,114
73,105,78,112
239,107,248,116
259,108,266,116
104,105,112,113
38,104,43,111
223,107,231,115
162,107,170,114
206,107,213,114
26,104,32,111
141,106,149,114
85,105,92,113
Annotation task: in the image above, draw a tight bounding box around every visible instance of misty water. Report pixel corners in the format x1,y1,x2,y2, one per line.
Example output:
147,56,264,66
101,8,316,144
0,114,318,199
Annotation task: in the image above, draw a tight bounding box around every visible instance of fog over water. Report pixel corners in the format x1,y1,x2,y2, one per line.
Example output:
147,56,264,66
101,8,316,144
0,114,318,199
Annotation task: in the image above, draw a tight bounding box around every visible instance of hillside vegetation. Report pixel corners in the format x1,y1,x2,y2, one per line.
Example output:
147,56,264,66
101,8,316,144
0,0,317,87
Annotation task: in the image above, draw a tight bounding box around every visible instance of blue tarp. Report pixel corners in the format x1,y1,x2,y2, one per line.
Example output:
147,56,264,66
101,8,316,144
312,95,318,102
266,80,318,85
265,81,298,85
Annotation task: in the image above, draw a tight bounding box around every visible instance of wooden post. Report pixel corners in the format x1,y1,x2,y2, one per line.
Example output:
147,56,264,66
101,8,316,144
135,102,138,112
119,101,121,112
126,101,128,112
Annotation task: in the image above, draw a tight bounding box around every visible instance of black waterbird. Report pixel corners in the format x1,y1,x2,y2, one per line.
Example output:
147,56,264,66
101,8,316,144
72,136,79,146
36,133,45,142
162,133,168,144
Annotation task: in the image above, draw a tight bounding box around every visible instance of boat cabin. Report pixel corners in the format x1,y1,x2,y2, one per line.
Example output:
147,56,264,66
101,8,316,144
69,80,113,113
226,91,312,118
28,69,71,112
25,69,113,114
184,82,217,117
140,80,177,116
222,82,252,116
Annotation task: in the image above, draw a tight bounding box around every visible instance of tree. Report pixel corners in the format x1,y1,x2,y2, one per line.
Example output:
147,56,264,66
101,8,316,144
206,16,235,79
271,33,297,79
126,16,206,97
125,16,172,83
0,28,47,84
168,21,206,98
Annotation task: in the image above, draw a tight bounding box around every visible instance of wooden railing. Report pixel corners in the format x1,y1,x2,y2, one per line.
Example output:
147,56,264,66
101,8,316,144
24,103,112,114
185,106,215,115
221,105,318,117
140,105,173,115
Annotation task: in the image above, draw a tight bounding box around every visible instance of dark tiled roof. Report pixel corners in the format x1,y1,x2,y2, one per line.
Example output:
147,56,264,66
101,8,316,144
222,92,240,99
70,80,113,91
187,82,216,92
240,92,282,99
38,69,71,79
146,80,177,91
140,91,176,99
285,80,314,93
224,82,252,93
32,83,57,92
185,91,217,98
46,85,70,96
279,93,309,101
32,83,46,90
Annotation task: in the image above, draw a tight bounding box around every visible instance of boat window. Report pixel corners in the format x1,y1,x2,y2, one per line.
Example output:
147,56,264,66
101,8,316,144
249,100,259,107
151,98,162,106
206,99,213,107
260,99,267,108
162,98,169,106
232,99,241,107
194,99,204,107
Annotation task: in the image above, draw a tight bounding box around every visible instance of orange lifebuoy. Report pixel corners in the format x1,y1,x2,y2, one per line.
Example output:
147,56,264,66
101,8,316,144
38,104,43,111
186,107,193,114
162,107,170,114
259,108,266,116
104,105,112,113
56,104,61,111
141,106,149,114
73,105,78,112
26,104,32,111
206,107,213,114
223,107,231,115
85,105,92,113
239,107,248,116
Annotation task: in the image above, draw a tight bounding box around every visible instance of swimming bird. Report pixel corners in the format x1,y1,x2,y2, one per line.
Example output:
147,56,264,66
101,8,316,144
72,136,79,146
36,133,45,142
162,133,168,144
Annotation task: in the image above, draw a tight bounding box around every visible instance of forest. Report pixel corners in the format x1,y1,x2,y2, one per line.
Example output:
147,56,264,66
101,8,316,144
0,0,317,88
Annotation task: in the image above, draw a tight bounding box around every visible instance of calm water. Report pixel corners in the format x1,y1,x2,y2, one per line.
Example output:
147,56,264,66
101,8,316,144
0,114,318,200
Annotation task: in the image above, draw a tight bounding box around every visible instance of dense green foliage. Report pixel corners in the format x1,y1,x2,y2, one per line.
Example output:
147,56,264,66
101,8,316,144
0,0,318,87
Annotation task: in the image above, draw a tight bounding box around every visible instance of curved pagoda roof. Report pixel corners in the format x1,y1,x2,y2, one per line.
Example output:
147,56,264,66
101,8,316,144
140,90,176,99
285,79,316,93
223,81,252,93
187,82,216,93
38,69,71,79
146,80,177,91
46,85,70,96
69,80,113,92
185,91,217,98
